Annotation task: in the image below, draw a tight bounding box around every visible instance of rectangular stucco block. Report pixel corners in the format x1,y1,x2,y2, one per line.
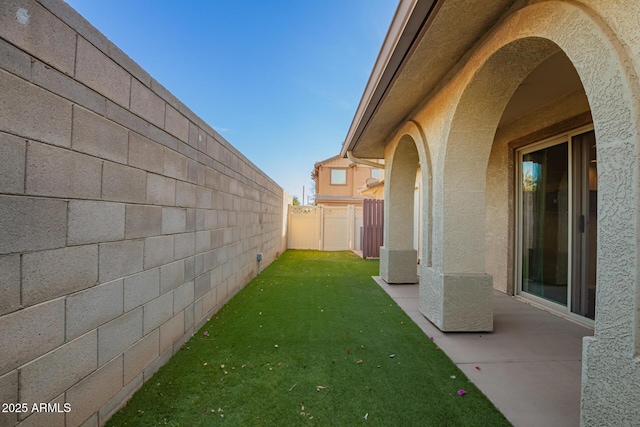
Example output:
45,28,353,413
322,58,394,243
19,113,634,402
72,105,128,163
143,292,173,335
124,329,159,385
124,268,160,312
103,161,147,203
160,312,184,354
66,279,124,341
176,180,197,208
144,235,174,269
147,173,176,206
160,260,185,294
0,195,67,255
164,103,189,142
66,355,123,427
97,308,142,366
26,141,102,199
99,239,144,283
125,204,162,239
0,132,26,194
68,201,125,245
128,132,164,174
20,331,97,405
162,207,187,235
0,298,65,376
0,255,20,315
76,37,130,108
0,0,76,75
22,245,98,307
0,370,18,427
0,69,72,147
130,79,165,128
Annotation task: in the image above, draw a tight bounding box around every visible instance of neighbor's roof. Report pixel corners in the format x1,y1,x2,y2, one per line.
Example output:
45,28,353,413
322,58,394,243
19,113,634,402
341,0,516,159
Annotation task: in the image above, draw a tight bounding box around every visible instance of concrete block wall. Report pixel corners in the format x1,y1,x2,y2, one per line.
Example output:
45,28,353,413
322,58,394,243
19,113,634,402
0,1,288,426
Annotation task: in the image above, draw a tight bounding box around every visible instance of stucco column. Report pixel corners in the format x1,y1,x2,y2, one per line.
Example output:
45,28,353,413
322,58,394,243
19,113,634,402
381,136,419,284
380,247,417,283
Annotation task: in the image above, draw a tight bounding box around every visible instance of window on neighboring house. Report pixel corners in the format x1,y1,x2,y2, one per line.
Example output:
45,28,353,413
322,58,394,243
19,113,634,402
330,169,347,185
371,169,380,179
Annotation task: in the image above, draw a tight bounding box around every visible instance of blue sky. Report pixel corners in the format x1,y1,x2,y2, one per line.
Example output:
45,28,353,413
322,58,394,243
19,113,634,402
65,0,398,203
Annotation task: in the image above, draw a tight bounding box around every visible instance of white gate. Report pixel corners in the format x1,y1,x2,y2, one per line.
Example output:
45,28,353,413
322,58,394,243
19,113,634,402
288,205,363,251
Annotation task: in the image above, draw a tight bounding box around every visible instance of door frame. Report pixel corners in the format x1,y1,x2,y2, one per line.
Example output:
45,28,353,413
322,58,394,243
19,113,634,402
514,124,595,327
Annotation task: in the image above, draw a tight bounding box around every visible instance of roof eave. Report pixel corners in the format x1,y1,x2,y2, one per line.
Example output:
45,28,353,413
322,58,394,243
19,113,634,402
340,0,441,158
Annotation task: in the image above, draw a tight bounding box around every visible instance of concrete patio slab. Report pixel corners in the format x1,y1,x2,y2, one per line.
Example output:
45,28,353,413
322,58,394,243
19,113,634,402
374,277,591,427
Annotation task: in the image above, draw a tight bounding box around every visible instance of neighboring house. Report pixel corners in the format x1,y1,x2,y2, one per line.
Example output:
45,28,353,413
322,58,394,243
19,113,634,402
311,155,384,206
341,0,640,425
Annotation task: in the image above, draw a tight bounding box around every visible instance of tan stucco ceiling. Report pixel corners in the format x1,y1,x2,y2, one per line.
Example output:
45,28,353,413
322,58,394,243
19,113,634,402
345,0,517,158
498,51,585,127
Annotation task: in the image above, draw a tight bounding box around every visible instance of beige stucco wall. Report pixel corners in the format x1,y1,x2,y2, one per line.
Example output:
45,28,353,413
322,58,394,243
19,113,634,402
315,156,383,204
0,1,287,426
380,0,640,424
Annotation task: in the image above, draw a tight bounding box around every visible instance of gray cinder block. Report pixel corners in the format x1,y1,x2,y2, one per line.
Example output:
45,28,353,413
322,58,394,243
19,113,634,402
26,141,102,199
19,331,97,406
72,105,128,163
68,201,125,245
0,195,67,255
66,355,123,426
144,235,174,269
0,132,26,194
22,244,98,306
124,268,160,312
0,298,65,376
146,173,176,206
97,308,142,366
128,132,164,174
99,239,144,283
0,255,20,315
143,292,173,335
130,79,165,128
160,260,185,294
102,161,147,204
125,204,162,239
66,279,124,341
75,37,130,108
162,207,187,235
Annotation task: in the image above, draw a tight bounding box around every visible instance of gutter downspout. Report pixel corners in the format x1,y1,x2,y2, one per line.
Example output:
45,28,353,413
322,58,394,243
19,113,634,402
346,151,385,169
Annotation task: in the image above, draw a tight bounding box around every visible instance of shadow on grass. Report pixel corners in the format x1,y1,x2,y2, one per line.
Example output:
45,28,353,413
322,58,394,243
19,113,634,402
106,250,510,426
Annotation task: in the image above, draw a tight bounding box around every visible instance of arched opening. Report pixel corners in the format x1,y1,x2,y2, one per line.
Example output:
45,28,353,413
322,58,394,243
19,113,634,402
381,134,420,284
487,50,597,323
433,2,640,421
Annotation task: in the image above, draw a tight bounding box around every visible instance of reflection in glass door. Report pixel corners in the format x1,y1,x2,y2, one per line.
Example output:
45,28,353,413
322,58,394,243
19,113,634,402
520,142,569,306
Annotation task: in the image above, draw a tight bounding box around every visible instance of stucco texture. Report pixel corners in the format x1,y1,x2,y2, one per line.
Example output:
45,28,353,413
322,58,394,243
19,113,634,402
380,1,640,424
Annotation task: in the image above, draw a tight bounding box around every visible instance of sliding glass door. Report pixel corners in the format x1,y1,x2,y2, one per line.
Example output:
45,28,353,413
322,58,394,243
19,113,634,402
517,129,596,321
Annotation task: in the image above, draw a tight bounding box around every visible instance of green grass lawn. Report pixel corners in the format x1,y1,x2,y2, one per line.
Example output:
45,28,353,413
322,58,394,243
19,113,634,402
106,250,509,426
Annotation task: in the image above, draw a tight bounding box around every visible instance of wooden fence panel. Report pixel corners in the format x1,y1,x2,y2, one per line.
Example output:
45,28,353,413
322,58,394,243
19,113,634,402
363,199,384,258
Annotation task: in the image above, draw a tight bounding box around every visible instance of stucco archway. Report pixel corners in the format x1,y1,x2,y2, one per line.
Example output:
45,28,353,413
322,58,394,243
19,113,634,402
381,121,432,284
430,1,639,424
